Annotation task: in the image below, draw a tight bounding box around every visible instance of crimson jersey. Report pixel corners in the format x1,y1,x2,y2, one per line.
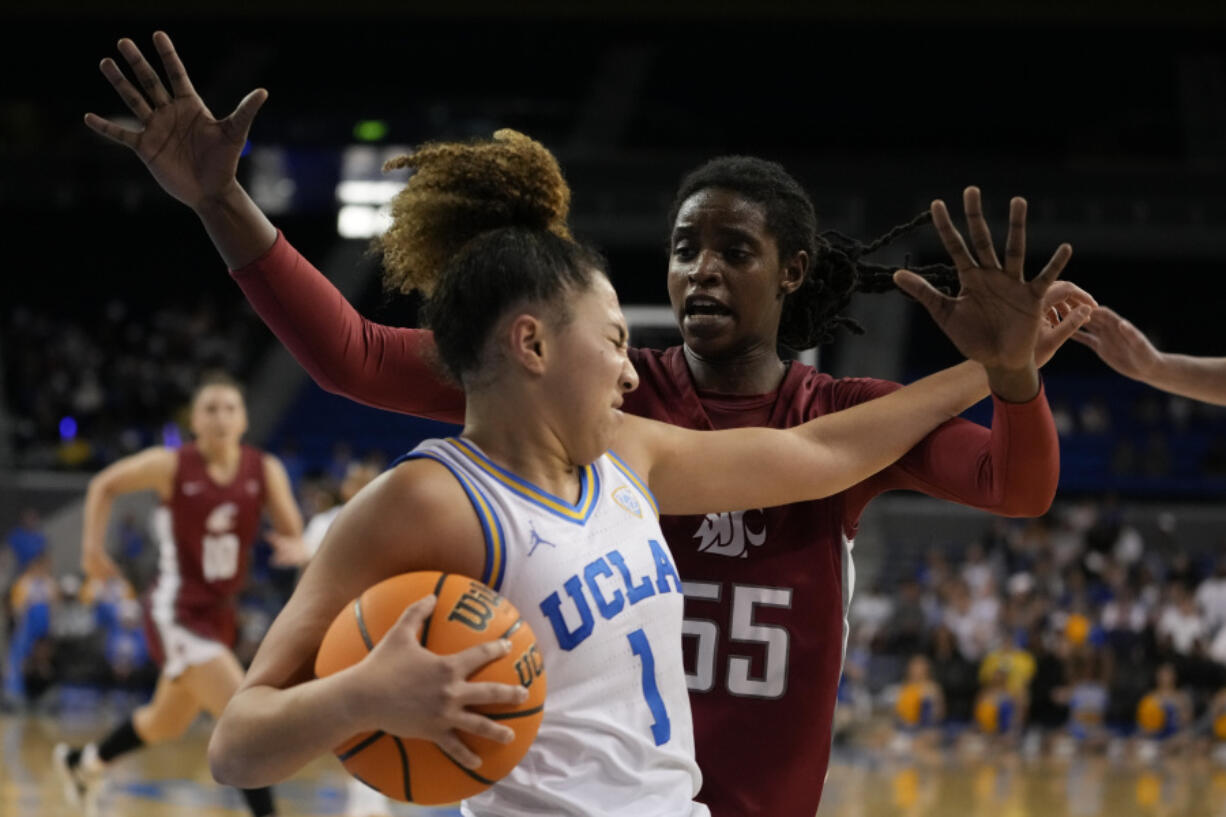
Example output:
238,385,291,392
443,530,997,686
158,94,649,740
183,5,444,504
147,443,266,650
233,232,1059,817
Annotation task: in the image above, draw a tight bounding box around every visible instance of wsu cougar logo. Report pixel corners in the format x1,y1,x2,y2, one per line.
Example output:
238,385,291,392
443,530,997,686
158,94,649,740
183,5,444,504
692,509,766,558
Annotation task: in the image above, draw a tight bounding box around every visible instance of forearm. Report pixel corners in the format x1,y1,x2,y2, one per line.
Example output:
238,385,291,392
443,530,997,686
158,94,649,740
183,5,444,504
1141,353,1226,406
209,669,371,788
229,231,466,421
81,484,115,559
194,182,279,270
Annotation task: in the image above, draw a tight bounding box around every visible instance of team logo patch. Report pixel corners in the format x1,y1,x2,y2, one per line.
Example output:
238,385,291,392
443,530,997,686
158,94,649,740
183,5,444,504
612,486,643,518
245,479,260,495
693,509,766,558
182,481,205,496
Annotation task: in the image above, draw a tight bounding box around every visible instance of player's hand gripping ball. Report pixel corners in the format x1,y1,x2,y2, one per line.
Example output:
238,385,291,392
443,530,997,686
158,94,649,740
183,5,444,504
315,572,546,803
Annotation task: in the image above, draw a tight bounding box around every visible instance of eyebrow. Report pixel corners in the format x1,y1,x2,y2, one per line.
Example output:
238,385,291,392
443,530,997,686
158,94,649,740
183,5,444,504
671,224,762,247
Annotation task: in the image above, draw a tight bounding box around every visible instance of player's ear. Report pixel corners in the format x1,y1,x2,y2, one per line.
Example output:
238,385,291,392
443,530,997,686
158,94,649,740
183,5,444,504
507,313,548,375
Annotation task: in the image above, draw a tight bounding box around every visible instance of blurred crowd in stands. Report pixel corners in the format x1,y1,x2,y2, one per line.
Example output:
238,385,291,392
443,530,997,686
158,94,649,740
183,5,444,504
3,298,264,470
844,501,1226,762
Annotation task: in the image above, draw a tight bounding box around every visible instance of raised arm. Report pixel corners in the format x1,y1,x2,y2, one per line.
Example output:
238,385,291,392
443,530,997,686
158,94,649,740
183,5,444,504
85,32,465,421
231,236,465,420
209,460,525,787
81,447,178,579
1073,306,1226,407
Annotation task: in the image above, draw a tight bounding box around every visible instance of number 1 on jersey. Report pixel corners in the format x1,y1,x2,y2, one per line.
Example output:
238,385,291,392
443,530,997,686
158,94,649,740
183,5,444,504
627,628,671,745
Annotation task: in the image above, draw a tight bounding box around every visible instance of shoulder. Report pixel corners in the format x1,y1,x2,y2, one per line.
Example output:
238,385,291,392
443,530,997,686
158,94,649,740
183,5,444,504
341,457,487,576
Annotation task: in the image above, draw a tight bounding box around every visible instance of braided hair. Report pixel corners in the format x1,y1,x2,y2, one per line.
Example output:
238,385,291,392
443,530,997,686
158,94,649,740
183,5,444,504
667,157,958,350
375,129,605,384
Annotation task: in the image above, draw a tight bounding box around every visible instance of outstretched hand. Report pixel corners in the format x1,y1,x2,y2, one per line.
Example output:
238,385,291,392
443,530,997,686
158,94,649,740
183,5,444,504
894,187,1083,380
1070,306,1163,380
84,31,267,209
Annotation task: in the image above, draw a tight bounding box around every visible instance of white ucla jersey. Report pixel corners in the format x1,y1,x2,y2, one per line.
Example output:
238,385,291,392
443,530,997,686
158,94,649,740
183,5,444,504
403,437,707,817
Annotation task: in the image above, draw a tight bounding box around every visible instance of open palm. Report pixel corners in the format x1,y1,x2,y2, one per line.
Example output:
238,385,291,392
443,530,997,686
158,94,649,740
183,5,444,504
84,32,267,208
895,187,1075,372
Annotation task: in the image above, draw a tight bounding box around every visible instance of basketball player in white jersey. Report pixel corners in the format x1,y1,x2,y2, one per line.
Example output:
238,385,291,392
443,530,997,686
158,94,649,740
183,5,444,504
190,128,1072,816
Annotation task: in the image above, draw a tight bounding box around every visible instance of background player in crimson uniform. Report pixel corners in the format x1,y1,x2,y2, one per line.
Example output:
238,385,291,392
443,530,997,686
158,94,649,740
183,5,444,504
81,33,1094,816
53,373,303,817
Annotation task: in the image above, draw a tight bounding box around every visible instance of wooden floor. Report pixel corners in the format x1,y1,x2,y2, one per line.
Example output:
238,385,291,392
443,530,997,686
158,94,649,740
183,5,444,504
4,711,1226,816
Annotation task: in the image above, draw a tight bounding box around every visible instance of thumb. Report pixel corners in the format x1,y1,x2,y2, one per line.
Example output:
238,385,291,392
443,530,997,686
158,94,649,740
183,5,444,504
225,88,268,139
389,594,438,642
893,269,952,317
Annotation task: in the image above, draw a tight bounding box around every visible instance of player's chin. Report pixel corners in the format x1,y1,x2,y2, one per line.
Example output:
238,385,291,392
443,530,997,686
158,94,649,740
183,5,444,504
680,324,737,358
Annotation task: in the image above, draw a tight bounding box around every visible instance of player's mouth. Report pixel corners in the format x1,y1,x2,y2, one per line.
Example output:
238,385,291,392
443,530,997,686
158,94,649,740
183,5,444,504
683,294,734,332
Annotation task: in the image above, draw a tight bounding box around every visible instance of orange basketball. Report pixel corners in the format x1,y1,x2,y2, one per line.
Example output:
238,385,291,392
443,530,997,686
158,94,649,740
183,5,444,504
315,571,546,804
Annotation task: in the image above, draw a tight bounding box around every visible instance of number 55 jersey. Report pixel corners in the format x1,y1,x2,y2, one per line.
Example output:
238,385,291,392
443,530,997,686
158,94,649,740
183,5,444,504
147,442,266,675
403,438,708,817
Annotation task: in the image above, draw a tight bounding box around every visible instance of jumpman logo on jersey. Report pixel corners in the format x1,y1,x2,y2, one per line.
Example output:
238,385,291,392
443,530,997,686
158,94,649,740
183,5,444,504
527,523,557,557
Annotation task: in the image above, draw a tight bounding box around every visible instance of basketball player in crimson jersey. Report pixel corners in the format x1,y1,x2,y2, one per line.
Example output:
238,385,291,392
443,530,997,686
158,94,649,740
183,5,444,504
83,33,1096,816
53,373,303,817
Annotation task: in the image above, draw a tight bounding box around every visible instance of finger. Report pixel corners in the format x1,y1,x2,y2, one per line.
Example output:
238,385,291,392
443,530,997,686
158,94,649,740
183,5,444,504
117,37,172,107
930,199,976,275
221,88,269,143
151,31,197,98
1046,306,1093,349
1041,280,1098,310
893,269,957,318
963,186,1002,270
435,732,483,770
450,711,517,744
1031,243,1073,289
83,112,141,149
454,681,530,708
452,638,513,677
389,595,437,641
99,57,153,121
1069,331,1101,352
1002,197,1028,279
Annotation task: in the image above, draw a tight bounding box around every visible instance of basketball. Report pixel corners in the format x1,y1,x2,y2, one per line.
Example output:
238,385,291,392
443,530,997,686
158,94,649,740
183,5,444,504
314,571,546,804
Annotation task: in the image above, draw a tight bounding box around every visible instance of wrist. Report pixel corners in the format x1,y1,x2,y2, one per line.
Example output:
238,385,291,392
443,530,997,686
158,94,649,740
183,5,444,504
193,180,247,217
335,662,381,735
984,363,1040,403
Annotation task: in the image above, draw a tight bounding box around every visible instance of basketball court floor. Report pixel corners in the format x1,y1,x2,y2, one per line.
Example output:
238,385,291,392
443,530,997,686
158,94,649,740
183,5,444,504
4,712,1224,816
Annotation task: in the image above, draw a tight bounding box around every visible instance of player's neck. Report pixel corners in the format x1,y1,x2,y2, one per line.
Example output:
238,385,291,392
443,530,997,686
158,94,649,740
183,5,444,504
682,343,788,395
462,395,583,504
197,440,242,470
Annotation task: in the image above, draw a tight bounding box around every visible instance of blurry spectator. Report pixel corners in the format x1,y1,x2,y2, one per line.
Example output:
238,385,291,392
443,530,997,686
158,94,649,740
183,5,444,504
850,581,894,647
1195,557,1226,634
961,541,997,598
79,573,137,634
943,579,994,663
930,625,977,723
1059,652,1109,750
1210,686,1226,763
1135,663,1192,758
103,599,155,693
5,508,47,575
1157,582,1207,656
2,554,58,708
881,578,929,655
974,664,1026,745
979,634,1037,700
891,655,945,753
114,513,153,593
